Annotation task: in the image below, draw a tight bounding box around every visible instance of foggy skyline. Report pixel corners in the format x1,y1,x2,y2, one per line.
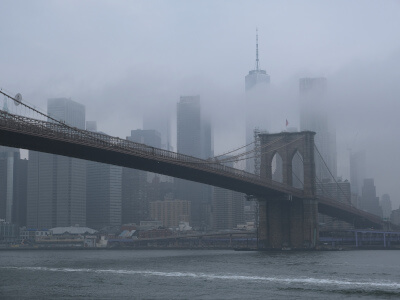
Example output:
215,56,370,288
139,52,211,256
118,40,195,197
1,0,400,206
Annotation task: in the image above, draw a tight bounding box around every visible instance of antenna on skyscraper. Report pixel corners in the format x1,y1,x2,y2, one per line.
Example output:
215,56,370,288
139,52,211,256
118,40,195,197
256,28,259,71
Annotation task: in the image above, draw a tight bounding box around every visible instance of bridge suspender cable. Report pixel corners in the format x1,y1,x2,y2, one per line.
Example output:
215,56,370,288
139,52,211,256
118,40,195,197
0,89,281,166
0,92,261,184
292,147,342,198
291,168,304,187
215,136,286,164
1,89,317,195
3,100,382,222
1,90,75,129
293,144,351,203
0,90,163,158
187,136,305,165
1,108,294,191
0,89,111,148
212,140,257,159
315,176,331,198
313,144,353,205
212,131,282,161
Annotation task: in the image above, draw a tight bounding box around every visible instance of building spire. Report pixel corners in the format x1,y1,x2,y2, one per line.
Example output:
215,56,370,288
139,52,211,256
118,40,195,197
256,28,259,71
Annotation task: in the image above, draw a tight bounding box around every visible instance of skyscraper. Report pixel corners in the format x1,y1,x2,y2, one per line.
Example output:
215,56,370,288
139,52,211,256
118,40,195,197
143,108,172,151
86,121,122,230
87,162,122,229
245,29,271,92
380,194,392,220
350,150,367,196
211,156,245,230
0,146,27,225
27,98,86,229
361,178,382,217
176,96,212,229
122,129,162,225
128,129,161,148
245,29,270,174
143,114,175,183
122,166,147,225
47,98,85,129
318,178,353,230
177,96,201,158
299,77,337,183
0,146,19,223
318,179,351,204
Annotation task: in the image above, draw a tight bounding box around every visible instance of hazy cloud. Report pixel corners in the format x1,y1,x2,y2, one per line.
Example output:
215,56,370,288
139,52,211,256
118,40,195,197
1,0,399,206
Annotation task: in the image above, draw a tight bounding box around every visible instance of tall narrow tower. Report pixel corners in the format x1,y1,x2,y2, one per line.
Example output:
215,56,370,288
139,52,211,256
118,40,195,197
245,29,270,91
176,96,212,229
27,98,87,229
245,29,270,174
177,96,202,158
299,78,337,182
0,146,26,225
350,150,366,196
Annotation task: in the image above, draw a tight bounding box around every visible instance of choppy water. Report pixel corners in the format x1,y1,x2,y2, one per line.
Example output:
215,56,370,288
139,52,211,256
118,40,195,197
1,249,399,299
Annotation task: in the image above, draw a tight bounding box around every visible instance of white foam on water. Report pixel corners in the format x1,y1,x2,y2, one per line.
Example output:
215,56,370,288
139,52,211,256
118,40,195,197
3,266,400,289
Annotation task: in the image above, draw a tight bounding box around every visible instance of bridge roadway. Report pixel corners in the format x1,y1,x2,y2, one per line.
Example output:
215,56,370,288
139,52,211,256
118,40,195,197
0,109,382,229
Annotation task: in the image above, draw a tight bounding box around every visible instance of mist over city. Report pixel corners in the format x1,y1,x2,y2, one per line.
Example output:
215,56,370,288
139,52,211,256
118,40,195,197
2,1,399,206
1,1,400,298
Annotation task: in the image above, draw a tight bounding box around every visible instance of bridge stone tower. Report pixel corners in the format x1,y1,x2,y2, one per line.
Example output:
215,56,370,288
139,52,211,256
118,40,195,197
258,131,318,249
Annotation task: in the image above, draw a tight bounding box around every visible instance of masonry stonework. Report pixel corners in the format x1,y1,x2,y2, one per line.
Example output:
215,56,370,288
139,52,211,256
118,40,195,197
257,131,318,249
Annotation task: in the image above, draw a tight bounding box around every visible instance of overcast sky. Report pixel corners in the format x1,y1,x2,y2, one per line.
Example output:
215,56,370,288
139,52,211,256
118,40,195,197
1,0,400,207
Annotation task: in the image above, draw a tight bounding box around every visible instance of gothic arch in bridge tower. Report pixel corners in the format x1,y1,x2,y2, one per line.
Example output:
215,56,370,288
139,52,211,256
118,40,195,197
259,131,316,197
271,152,283,183
258,131,318,249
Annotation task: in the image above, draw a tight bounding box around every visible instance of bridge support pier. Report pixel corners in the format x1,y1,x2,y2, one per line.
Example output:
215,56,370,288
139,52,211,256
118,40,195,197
258,197,318,250
258,131,318,250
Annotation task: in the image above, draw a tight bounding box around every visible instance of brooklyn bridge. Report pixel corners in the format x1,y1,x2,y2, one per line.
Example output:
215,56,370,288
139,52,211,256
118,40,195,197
0,91,386,249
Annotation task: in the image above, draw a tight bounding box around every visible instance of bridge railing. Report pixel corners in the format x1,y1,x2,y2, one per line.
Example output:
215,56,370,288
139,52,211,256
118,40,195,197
0,109,302,196
317,194,382,224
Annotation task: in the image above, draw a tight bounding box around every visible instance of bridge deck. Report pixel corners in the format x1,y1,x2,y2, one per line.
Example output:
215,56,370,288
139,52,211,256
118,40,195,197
0,109,384,228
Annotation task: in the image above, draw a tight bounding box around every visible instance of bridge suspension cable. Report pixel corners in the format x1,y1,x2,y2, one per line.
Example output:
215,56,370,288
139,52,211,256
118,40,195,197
1,88,324,197
292,146,347,198
214,136,286,164
212,140,257,159
313,144,353,205
187,136,305,166
1,87,49,120
315,175,331,198
0,89,284,168
212,129,271,162
292,168,304,188
1,90,76,129
0,104,385,228
0,92,260,182
0,90,163,160
1,107,301,194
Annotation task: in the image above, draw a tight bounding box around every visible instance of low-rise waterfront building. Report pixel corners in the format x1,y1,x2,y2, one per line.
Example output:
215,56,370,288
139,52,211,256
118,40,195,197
150,199,191,228
0,219,19,243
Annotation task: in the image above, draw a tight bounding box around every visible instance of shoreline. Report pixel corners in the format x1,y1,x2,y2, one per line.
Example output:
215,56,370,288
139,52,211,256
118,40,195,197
1,245,399,251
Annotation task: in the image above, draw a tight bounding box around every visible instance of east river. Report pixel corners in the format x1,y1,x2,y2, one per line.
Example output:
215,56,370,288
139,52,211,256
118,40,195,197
1,249,399,299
